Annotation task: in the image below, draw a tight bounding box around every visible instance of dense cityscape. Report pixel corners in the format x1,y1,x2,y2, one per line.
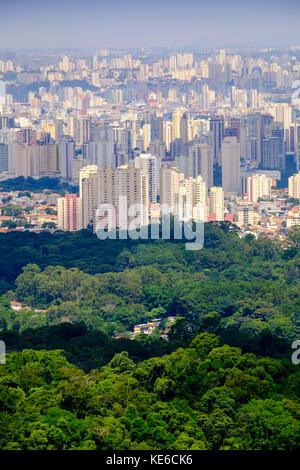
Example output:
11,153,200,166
0,0,300,457
0,46,300,237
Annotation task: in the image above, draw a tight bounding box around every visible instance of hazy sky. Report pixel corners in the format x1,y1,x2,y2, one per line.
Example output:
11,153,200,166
0,0,300,50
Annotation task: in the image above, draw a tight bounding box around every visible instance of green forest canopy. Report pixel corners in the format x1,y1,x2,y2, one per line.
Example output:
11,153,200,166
0,223,299,450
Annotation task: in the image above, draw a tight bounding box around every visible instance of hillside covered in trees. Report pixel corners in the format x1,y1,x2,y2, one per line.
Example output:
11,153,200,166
0,223,299,343
0,223,299,450
0,334,299,450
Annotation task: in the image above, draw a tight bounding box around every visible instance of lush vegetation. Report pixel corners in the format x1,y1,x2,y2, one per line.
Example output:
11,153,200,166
0,335,299,450
0,323,174,372
0,176,78,195
0,224,299,342
0,223,299,450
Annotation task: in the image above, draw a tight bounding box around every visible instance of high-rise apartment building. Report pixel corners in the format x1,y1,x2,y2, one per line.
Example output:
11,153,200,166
80,165,99,228
187,141,213,191
9,144,40,177
134,153,157,203
193,175,207,206
175,175,207,222
209,186,224,221
160,164,184,208
116,164,149,227
39,144,59,175
59,135,76,179
209,116,224,164
57,194,82,231
288,172,300,199
247,113,262,166
172,108,185,141
247,174,272,202
262,123,285,170
236,202,254,227
142,124,151,152
98,164,149,228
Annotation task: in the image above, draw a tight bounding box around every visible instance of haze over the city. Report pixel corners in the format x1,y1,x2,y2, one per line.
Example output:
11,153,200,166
1,0,300,50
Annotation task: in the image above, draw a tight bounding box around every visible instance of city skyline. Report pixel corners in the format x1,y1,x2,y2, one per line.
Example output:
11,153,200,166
0,0,300,50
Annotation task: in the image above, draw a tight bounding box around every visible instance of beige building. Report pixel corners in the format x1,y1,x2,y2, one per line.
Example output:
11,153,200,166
39,144,59,175
172,107,185,141
187,142,213,191
79,165,99,228
288,172,300,199
11,144,40,177
98,163,149,229
134,153,157,203
247,173,272,202
57,194,82,231
236,202,254,228
117,164,149,227
142,124,151,151
209,186,224,221
160,164,184,208
175,175,207,222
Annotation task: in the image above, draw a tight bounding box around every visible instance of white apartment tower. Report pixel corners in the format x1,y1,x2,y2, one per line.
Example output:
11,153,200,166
79,165,99,228
134,153,157,203
247,174,272,202
289,172,300,199
175,175,207,222
209,187,224,221
57,194,82,231
160,164,184,208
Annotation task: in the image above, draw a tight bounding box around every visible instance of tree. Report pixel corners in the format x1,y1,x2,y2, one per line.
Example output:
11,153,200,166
287,226,300,250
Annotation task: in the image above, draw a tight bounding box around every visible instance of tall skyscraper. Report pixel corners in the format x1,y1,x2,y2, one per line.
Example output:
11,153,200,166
188,141,213,191
209,116,224,164
221,136,241,194
247,113,262,166
142,124,151,151
59,136,76,179
180,113,190,144
262,127,285,170
172,108,185,141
